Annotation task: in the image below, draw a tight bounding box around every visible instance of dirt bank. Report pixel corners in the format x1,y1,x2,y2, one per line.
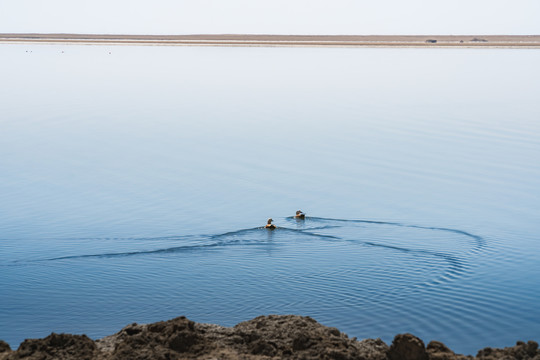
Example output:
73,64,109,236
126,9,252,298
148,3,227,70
1,315,538,359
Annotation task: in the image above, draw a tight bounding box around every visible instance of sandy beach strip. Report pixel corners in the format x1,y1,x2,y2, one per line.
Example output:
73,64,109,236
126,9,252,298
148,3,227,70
1,34,540,48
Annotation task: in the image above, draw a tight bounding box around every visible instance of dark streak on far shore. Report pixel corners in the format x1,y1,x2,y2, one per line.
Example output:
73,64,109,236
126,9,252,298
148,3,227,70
1,33,540,47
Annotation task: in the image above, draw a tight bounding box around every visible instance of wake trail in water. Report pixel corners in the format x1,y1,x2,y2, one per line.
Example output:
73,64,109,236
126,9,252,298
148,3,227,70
41,242,221,262
363,241,465,286
9,227,338,263
296,216,486,291
306,217,486,251
7,217,486,293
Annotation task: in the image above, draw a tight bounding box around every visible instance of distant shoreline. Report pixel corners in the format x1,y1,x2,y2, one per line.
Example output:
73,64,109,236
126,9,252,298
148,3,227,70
2,34,540,48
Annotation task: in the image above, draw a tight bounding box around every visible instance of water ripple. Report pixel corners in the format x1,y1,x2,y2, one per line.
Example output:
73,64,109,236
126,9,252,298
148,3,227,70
5,216,486,298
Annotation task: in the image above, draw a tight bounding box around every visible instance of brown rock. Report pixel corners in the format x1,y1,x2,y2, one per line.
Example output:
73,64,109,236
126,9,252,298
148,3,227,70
388,333,428,360
7,333,96,360
357,338,389,360
476,340,540,359
0,340,11,353
1,315,539,359
232,314,365,359
527,341,539,356
102,316,212,359
427,340,472,360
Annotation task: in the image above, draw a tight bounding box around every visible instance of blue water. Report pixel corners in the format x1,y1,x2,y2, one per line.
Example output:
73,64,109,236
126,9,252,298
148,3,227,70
1,44,539,355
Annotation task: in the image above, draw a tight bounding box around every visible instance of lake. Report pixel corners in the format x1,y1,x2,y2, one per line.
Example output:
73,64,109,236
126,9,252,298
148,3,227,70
0,44,539,355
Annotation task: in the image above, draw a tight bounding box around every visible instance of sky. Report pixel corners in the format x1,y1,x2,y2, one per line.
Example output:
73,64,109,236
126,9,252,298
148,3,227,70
1,0,539,35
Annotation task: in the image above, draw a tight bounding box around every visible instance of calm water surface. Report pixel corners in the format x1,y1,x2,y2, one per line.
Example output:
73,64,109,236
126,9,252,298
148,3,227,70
1,44,539,355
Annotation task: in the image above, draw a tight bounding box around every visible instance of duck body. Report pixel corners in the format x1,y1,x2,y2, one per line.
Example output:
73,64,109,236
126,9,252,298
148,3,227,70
265,218,276,229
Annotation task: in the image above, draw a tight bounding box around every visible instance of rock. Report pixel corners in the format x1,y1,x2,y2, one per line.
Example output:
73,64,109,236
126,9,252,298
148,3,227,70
232,314,369,359
5,333,96,360
357,338,389,360
103,316,211,359
388,333,428,360
427,340,472,360
527,340,539,356
428,340,452,353
476,340,540,359
249,339,277,356
292,333,312,351
0,315,539,359
0,340,11,356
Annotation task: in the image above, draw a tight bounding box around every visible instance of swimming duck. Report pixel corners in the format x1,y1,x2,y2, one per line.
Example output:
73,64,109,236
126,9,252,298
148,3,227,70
295,210,306,219
265,218,276,229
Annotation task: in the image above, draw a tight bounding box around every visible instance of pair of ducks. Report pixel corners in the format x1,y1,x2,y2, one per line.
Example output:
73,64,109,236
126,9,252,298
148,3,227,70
265,210,305,229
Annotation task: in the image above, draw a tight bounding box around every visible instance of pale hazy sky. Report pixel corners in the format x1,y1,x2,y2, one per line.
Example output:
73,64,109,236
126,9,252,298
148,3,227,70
1,0,539,35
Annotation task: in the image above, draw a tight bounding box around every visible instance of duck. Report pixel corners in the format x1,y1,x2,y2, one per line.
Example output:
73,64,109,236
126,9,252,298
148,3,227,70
265,218,276,229
295,210,306,219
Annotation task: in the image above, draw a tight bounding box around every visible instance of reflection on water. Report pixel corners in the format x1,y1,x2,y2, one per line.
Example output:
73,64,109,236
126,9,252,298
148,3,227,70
0,44,540,355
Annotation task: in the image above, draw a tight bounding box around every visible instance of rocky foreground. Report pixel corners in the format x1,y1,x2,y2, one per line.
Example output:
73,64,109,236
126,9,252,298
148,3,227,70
1,315,538,360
